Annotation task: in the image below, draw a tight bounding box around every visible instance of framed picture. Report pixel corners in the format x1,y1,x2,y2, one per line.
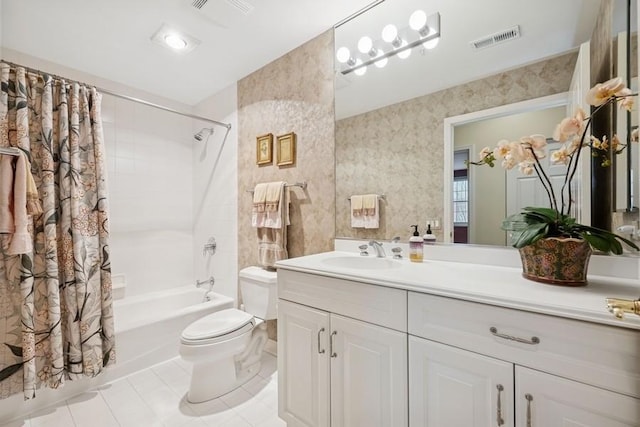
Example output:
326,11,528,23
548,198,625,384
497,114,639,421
276,132,296,167
256,133,273,165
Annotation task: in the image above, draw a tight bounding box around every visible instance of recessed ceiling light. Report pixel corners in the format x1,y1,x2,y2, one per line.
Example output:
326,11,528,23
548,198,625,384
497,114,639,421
151,23,200,54
164,33,187,50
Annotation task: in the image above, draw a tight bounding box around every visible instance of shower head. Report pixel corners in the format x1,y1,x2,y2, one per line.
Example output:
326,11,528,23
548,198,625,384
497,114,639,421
194,127,214,141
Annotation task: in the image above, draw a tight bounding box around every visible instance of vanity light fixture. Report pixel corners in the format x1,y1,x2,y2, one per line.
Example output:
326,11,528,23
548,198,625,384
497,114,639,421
151,23,200,54
336,11,440,76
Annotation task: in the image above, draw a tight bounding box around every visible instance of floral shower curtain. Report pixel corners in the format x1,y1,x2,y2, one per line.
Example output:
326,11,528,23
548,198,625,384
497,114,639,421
0,63,115,400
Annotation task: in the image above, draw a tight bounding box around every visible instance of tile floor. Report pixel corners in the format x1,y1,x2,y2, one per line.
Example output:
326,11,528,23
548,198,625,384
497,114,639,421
1,353,284,427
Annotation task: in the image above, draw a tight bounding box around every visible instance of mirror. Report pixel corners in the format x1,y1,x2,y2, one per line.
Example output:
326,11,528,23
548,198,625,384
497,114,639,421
334,0,628,245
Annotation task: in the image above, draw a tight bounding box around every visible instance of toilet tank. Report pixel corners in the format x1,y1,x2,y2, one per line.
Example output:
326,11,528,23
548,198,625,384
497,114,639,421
239,267,278,320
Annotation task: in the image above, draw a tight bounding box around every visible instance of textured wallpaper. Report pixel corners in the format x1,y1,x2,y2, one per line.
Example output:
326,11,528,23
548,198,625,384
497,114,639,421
336,52,578,241
237,30,336,270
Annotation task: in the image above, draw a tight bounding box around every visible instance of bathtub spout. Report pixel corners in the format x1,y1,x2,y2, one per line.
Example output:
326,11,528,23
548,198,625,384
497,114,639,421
196,276,215,290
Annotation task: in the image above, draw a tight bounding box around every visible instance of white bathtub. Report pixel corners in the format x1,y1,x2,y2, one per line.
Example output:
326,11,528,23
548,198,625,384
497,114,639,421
111,286,235,379
0,285,234,424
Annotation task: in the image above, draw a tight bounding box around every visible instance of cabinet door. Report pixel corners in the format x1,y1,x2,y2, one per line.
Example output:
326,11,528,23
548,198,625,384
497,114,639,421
330,314,408,427
516,366,640,426
409,336,514,427
278,300,330,427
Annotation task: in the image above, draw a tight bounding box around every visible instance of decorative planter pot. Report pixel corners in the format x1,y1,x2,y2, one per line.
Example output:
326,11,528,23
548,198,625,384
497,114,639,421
518,237,592,286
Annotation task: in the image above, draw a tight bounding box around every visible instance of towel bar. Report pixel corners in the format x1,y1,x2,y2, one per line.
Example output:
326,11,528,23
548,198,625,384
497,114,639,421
246,181,307,194
347,194,386,202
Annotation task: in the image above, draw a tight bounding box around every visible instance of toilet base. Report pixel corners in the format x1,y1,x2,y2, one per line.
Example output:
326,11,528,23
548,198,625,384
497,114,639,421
185,322,268,403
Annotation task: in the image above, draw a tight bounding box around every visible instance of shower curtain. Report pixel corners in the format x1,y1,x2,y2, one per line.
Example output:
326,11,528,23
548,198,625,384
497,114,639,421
0,63,115,400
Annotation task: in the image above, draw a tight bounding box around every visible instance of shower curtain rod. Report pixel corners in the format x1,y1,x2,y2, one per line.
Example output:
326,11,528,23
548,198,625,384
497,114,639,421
0,60,232,130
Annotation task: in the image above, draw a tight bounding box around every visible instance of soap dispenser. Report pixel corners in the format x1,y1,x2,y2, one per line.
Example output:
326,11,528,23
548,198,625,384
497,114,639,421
409,225,423,262
423,224,436,245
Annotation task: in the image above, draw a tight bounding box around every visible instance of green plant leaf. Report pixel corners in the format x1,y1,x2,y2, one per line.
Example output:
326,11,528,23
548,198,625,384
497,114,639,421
522,207,559,221
582,233,612,252
513,223,548,248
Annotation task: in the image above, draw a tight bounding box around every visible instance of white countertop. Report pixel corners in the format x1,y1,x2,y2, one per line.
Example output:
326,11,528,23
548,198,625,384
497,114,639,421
275,251,640,330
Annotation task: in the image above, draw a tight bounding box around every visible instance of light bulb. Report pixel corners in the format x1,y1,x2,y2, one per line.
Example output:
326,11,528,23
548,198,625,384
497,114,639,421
409,10,427,31
354,59,367,76
164,33,187,50
397,40,412,59
358,36,373,54
374,50,387,68
422,37,440,50
381,24,398,43
336,47,351,63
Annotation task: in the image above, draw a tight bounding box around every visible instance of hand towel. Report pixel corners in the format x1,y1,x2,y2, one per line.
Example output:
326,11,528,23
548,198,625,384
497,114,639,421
7,152,33,255
350,195,365,228
258,181,288,269
363,194,380,229
251,183,269,228
264,181,287,228
0,155,14,233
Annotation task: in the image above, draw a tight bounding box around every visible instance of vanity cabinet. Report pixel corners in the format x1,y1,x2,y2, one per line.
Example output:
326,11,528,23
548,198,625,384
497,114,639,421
408,292,640,426
277,270,408,427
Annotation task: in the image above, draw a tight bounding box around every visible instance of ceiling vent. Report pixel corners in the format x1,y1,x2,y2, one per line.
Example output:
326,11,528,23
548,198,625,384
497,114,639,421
470,25,521,50
191,0,254,15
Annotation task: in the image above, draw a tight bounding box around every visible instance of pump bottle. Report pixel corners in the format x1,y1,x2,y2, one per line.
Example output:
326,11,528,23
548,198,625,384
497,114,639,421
423,224,436,245
409,225,423,262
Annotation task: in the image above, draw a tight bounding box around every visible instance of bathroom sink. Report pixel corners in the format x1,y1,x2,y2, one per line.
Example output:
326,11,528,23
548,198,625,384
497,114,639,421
320,256,401,270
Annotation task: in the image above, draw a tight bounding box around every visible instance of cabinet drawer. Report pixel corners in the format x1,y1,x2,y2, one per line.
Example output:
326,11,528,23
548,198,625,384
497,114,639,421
408,292,640,398
278,269,407,332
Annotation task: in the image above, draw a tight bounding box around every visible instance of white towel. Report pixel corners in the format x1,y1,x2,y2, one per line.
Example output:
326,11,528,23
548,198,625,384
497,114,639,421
264,181,289,229
7,152,33,254
258,182,289,269
363,195,379,229
350,195,365,228
251,183,268,228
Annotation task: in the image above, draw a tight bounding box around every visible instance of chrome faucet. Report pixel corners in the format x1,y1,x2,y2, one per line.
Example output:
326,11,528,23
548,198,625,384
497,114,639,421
369,240,386,258
196,276,215,301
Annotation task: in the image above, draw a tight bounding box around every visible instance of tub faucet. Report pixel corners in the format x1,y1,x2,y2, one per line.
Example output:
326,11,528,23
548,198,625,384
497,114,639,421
196,276,215,292
369,240,386,258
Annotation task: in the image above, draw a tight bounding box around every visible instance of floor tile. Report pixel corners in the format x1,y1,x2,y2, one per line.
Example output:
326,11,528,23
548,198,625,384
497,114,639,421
100,378,164,427
66,391,119,427
28,405,75,427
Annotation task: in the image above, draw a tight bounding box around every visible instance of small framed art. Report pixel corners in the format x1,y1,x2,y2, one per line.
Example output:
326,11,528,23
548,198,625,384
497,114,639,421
276,132,296,167
256,133,273,165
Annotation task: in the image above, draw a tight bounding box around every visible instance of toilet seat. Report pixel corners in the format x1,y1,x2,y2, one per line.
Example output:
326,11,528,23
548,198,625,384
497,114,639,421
181,308,255,345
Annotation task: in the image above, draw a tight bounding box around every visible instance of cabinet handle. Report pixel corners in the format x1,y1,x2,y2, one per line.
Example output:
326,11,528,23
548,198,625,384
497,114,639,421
330,331,337,358
525,393,533,427
496,384,504,426
317,327,325,354
490,327,540,345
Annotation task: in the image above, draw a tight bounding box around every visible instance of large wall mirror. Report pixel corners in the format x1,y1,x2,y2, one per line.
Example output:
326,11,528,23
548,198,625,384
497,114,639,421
334,0,637,246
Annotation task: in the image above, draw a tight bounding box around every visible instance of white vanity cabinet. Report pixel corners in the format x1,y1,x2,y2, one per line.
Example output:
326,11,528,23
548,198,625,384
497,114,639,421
408,292,640,426
277,269,408,427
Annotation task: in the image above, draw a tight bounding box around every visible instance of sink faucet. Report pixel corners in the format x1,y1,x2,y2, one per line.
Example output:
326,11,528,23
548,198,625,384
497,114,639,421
369,240,386,258
606,297,640,319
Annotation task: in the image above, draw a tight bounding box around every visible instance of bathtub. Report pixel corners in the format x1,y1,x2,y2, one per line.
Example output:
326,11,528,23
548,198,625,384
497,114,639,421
111,286,235,379
0,285,234,424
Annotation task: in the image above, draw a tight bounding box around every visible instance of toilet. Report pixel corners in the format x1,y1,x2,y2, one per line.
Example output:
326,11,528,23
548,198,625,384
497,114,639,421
179,266,278,403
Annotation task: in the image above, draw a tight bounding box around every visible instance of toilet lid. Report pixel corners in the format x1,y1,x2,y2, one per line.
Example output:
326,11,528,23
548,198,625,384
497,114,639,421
182,309,254,341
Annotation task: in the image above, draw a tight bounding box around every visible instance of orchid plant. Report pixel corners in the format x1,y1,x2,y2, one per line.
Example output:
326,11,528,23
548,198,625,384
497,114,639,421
472,77,639,254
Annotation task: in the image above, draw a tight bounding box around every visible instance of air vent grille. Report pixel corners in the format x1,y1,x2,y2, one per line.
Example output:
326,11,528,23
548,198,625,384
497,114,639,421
191,0,208,9
225,0,254,15
471,25,521,50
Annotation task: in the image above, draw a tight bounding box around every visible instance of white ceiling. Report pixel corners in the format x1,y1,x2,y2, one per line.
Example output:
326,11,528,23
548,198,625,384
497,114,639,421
0,0,629,114
0,0,377,105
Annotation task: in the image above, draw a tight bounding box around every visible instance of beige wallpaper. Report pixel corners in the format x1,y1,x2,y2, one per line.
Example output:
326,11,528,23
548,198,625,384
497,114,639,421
237,29,336,270
336,52,578,242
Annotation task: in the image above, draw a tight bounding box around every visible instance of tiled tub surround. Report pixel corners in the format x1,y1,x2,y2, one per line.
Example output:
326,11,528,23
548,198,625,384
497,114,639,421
0,287,234,425
276,246,640,425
